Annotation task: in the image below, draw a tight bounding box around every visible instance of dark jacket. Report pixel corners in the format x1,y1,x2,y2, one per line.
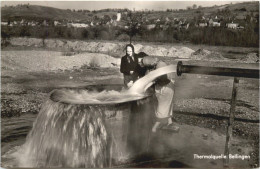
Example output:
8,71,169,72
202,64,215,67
120,54,141,84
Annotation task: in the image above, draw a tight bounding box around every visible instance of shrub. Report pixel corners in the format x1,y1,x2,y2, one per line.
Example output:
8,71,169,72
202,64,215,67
19,26,31,37
116,33,129,41
99,30,109,40
82,29,90,39
88,57,100,68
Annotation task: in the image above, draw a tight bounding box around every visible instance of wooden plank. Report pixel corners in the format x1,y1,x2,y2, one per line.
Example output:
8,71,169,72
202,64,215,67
223,77,239,167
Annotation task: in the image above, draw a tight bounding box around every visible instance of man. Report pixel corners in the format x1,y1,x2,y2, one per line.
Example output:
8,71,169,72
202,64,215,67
120,44,142,87
142,57,179,133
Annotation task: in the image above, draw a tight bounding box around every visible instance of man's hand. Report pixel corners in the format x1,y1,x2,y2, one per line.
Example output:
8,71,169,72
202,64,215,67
127,81,134,88
130,71,134,74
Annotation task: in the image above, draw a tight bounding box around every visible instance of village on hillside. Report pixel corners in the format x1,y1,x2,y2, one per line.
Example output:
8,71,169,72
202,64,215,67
1,2,259,47
1,3,258,30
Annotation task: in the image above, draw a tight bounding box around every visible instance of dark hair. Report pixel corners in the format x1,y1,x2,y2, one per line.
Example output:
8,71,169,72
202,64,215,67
137,52,148,58
125,44,135,55
156,75,171,86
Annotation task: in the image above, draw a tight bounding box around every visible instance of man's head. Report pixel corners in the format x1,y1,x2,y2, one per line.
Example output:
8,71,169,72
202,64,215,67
156,61,167,69
137,52,148,67
125,44,134,57
155,61,170,85
142,56,159,68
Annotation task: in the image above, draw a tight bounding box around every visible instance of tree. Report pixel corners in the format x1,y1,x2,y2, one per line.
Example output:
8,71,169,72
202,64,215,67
112,15,117,20
192,4,197,9
103,15,111,24
125,12,144,44
186,6,192,10
20,26,31,37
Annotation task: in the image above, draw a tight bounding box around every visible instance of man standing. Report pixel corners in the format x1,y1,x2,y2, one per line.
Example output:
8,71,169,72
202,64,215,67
142,57,179,133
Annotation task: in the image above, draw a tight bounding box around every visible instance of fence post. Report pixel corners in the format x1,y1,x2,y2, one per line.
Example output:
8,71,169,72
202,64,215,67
223,77,239,167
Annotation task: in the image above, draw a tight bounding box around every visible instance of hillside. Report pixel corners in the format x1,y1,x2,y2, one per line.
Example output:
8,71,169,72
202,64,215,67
1,5,100,22
1,2,258,22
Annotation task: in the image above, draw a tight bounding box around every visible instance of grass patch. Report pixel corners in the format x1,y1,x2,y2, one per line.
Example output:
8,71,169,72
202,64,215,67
88,57,100,68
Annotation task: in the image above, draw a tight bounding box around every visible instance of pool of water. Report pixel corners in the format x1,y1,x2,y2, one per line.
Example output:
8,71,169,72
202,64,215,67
1,113,37,167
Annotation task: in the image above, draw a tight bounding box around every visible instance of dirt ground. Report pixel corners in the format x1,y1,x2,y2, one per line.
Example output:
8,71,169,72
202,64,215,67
1,45,259,168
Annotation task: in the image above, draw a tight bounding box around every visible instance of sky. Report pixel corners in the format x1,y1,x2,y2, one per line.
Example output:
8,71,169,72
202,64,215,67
1,1,251,11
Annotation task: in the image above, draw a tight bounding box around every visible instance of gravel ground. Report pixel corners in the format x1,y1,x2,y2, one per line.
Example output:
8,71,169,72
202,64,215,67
1,46,259,168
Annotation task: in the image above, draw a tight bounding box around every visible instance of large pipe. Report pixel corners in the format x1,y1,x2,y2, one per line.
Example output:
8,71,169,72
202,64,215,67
177,61,259,79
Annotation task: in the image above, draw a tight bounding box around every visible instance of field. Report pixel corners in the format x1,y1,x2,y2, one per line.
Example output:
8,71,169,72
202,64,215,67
1,41,259,168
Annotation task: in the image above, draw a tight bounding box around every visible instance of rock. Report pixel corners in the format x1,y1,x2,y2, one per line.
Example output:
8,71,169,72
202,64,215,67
202,134,208,140
96,42,118,53
1,50,121,72
175,47,194,58
192,49,211,56
242,53,259,63
133,44,143,53
191,49,225,61
208,52,225,60
167,47,178,57
142,46,157,56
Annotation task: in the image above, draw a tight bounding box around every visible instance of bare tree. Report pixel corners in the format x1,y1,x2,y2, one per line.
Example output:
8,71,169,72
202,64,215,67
186,6,192,10
125,12,143,44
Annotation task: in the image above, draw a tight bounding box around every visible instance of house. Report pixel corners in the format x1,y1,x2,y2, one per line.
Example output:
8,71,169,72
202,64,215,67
209,18,220,27
213,22,220,27
70,23,89,28
20,19,25,25
178,20,184,25
110,20,118,26
54,21,61,26
116,13,121,21
9,22,14,26
237,25,245,29
146,24,156,30
180,23,189,29
226,22,239,29
42,20,48,26
235,15,246,20
162,25,169,30
28,21,36,26
1,22,8,25
199,22,207,27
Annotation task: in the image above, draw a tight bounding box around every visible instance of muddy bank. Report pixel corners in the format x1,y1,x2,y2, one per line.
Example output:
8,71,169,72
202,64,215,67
7,37,259,63
1,50,120,71
8,37,195,58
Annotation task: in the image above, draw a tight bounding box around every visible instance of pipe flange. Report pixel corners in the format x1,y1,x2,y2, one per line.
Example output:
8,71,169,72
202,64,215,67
177,61,183,76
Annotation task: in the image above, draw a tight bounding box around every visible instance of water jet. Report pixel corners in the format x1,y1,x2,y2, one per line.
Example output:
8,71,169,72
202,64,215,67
15,84,155,168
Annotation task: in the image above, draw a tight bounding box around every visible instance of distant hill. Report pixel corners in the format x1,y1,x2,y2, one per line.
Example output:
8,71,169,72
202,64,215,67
1,1,259,22
1,4,117,22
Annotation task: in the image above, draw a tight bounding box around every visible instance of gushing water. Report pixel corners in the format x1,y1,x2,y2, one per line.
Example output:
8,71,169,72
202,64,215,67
50,89,148,105
129,65,177,94
13,99,109,167
11,64,177,168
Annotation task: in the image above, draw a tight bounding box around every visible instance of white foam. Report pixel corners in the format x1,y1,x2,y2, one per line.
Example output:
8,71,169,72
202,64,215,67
128,64,177,94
